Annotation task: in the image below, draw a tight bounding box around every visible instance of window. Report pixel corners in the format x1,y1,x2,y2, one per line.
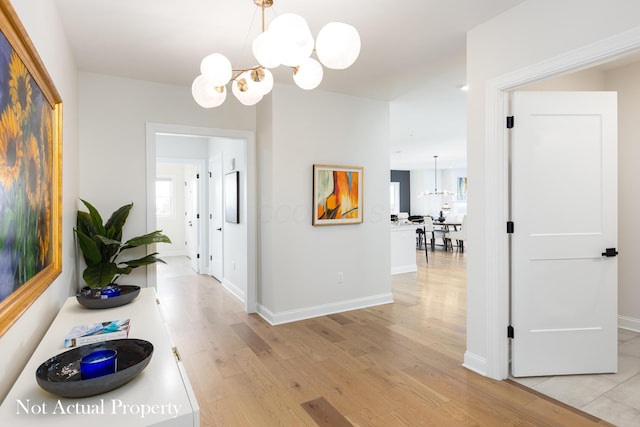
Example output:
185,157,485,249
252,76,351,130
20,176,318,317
156,178,174,217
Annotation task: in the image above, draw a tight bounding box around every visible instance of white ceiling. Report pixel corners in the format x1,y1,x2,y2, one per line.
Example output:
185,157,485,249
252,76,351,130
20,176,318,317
54,0,528,170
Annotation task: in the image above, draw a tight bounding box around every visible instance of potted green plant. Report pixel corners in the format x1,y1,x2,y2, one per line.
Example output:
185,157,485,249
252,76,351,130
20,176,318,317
74,199,171,308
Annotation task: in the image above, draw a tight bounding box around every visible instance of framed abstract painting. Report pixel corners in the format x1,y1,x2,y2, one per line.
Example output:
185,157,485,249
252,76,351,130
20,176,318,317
313,164,363,226
0,0,63,338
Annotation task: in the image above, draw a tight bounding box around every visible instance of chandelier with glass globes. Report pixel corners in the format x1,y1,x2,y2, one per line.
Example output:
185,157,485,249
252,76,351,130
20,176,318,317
192,0,361,108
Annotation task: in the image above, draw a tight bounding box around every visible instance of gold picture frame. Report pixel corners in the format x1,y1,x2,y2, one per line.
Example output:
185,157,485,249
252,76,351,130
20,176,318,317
0,0,62,338
313,164,363,225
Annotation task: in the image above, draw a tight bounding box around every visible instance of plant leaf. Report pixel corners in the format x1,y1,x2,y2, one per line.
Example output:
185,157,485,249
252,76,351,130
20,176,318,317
105,203,132,241
76,211,96,237
95,235,123,247
122,230,171,249
75,229,101,265
83,262,119,288
79,199,106,235
120,253,167,268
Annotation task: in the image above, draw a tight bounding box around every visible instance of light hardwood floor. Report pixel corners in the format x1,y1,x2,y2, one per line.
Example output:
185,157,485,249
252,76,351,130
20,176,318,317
156,250,613,426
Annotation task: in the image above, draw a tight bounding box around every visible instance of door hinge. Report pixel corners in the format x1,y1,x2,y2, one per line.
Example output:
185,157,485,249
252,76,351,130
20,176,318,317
506,116,514,129
210,255,212,261
196,213,200,219
507,221,514,234
196,173,200,179
507,325,514,339
197,253,200,259
209,172,212,178
172,346,182,362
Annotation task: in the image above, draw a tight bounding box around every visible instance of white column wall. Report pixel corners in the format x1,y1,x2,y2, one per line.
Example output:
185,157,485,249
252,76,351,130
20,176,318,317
256,84,392,323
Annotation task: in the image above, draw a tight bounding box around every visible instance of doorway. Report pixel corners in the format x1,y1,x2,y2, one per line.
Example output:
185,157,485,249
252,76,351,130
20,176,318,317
145,123,258,313
479,30,640,381
155,160,204,273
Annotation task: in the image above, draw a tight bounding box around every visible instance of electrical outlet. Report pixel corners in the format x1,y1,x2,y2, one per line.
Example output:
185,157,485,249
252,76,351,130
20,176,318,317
337,272,344,283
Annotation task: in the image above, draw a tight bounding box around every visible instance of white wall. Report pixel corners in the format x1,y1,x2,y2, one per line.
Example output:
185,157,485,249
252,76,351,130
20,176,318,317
156,162,187,256
209,137,247,299
466,0,640,379
78,72,254,286
605,61,640,330
0,0,79,401
256,84,392,323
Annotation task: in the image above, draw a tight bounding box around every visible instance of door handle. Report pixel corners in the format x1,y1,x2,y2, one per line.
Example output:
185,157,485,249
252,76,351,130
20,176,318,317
601,248,618,257
216,227,222,231
188,221,192,227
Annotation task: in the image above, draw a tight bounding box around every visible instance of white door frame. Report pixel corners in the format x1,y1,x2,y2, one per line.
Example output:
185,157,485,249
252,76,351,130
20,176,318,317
480,27,640,380
209,153,223,280
145,123,257,313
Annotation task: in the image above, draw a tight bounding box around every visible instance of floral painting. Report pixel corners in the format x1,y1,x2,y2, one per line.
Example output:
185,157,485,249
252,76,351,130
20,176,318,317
0,30,53,302
0,1,61,339
313,164,363,225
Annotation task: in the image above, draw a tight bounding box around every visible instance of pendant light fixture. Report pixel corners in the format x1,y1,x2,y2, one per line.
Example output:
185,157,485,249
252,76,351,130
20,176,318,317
192,0,361,108
418,155,456,197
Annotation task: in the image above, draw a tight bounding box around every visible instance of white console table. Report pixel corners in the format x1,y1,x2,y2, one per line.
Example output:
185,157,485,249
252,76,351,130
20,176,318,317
0,288,199,426
391,223,420,274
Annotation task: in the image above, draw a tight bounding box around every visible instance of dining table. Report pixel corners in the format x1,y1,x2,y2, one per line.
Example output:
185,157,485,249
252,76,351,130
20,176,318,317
412,219,462,251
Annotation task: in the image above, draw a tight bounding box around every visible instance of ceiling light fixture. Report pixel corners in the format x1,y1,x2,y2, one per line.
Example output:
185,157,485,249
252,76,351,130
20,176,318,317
418,155,456,197
192,0,361,108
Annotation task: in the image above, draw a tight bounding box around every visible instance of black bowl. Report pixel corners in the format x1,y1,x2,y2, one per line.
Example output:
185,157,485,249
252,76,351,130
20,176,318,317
76,285,141,309
35,339,153,398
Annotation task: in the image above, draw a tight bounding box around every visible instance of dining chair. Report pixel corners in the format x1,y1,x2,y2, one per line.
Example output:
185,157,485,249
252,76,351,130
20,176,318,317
409,215,425,248
423,216,437,251
444,215,466,252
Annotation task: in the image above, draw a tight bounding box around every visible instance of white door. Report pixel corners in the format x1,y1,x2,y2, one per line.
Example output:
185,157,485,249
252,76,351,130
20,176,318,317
209,154,223,281
185,166,200,273
511,91,618,377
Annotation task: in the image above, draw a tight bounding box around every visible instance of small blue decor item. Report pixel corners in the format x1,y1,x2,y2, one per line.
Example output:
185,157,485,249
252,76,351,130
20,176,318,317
100,285,121,299
80,349,117,379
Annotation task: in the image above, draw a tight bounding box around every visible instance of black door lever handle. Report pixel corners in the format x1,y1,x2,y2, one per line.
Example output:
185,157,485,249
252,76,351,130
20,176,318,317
601,248,618,257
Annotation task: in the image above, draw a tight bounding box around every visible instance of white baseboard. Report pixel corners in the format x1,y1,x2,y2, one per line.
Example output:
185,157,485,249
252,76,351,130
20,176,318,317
256,292,395,325
391,265,417,275
462,351,487,377
221,278,245,303
619,315,640,333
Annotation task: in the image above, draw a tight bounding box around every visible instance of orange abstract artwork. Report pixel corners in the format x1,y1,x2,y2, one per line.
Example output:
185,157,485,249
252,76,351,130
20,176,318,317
313,165,363,225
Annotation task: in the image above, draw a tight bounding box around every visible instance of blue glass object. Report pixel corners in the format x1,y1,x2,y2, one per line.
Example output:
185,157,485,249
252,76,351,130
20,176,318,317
80,349,117,379
100,286,121,299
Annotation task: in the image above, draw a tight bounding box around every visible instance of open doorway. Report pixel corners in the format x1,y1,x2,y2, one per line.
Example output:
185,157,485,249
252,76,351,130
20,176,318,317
155,160,205,273
477,29,640,382
145,123,258,313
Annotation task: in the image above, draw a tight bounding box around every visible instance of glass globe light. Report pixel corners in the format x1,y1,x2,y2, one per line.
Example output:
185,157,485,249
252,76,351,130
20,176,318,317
269,13,314,67
200,53,233,86
250,68,274,95
316,22,361,70
293,58,323,90
232,73,263,106
252,31,280,69
192,74,226,108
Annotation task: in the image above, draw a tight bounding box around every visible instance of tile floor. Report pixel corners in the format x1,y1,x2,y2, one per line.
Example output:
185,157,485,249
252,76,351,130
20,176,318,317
511,329,640,426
